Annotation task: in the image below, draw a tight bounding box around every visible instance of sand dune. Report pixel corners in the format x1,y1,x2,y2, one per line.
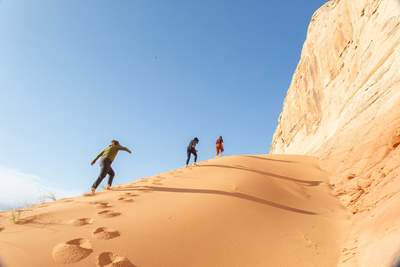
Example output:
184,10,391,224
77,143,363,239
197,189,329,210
0,155,350,267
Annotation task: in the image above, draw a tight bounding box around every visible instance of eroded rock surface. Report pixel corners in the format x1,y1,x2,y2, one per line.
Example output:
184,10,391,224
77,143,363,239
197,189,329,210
271,0,400,266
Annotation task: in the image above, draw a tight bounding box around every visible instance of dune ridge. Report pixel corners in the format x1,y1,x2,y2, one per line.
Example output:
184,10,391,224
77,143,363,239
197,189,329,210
0,155,349,266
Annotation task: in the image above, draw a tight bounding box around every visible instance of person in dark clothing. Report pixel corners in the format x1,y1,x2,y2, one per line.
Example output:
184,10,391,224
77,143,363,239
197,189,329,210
186,137,199,166
90,140,132,194
216,136,224,157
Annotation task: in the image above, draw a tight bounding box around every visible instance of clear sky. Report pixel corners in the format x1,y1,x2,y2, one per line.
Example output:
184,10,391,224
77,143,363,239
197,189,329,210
0,0,326,208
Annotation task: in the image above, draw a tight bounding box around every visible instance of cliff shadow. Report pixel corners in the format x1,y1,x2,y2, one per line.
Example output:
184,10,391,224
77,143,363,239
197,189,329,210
114,186,318,215
196,164,322,186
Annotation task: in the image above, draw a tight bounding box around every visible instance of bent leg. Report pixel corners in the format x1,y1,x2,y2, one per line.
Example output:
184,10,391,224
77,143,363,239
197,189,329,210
193,150,198,163
92,164,108,189
107,167,115,187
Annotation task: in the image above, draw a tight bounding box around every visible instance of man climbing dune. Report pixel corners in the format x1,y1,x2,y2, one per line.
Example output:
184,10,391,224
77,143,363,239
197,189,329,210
90,140,132,194
186,137,199,166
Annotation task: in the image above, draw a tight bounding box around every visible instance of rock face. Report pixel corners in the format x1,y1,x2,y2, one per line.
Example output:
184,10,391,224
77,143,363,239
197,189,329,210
271,0,400,266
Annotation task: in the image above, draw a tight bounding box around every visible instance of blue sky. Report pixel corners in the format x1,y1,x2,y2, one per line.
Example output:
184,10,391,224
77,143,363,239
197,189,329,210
0,0,325,207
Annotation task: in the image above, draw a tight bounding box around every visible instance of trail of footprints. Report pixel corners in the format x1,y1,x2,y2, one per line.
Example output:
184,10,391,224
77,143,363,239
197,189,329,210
151,175,166,185
53,191,140,266
118,192,138,203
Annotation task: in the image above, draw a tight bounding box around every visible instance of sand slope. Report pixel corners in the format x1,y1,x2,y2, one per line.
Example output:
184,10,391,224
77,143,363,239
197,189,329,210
0,155,349,267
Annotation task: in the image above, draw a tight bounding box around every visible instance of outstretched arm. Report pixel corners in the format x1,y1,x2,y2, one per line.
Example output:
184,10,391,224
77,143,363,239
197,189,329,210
91,150,104,165
119,146,132,154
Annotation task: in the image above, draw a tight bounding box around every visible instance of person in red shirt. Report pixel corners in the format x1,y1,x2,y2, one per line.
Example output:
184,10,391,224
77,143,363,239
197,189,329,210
216,136,224,157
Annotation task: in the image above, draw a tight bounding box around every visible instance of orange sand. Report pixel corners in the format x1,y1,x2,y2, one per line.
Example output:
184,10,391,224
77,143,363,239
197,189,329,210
0,155,350,267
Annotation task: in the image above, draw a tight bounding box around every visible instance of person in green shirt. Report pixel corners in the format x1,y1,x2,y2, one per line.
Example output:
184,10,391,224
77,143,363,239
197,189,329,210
90,140,132,194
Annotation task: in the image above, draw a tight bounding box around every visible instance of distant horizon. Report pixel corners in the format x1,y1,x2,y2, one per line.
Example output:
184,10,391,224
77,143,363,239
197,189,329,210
1,0,327,209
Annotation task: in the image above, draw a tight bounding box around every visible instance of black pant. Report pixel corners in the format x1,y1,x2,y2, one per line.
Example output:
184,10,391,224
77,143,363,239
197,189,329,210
186,148,197,165
92,158,115,189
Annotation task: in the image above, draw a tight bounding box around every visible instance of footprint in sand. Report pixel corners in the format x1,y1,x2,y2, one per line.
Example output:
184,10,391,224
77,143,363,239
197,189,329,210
68,218,94,226
98,210,121,218
0,227,4,232
341,246,358,263
96,203,112,209
92,227,120,240
96,252,135,267
52,238,93,264
118,197,134,203
90,201,111,207
341,239,359,263
124,192,138,197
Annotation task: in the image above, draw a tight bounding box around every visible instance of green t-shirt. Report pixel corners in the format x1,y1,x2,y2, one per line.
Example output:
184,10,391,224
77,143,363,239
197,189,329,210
98,144,129,161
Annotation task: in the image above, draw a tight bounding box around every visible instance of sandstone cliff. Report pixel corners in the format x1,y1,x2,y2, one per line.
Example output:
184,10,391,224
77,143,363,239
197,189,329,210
271,0,400,266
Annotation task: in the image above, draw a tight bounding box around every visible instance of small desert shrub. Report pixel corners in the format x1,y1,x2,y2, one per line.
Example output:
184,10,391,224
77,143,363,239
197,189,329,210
10,209,22,224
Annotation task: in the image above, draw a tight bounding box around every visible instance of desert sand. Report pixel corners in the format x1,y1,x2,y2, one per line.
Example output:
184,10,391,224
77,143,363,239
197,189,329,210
0,155,350,267
2,0,398,265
